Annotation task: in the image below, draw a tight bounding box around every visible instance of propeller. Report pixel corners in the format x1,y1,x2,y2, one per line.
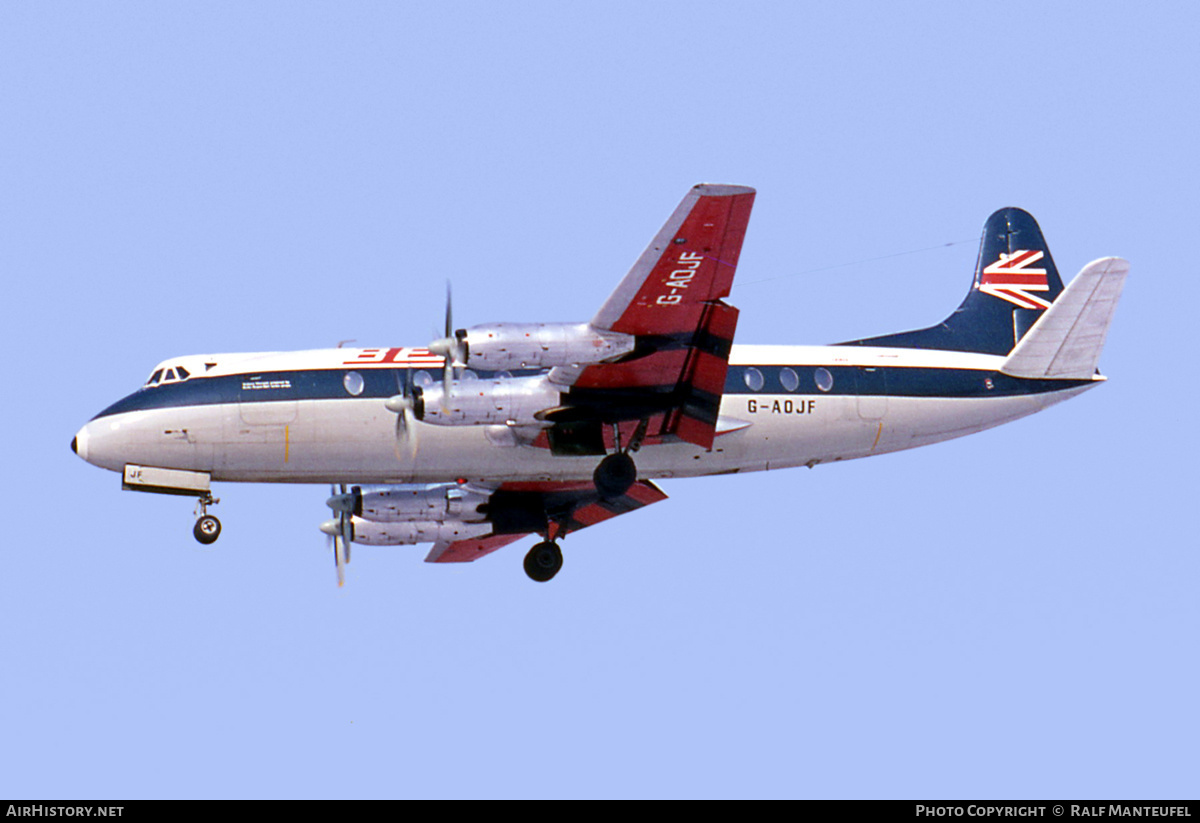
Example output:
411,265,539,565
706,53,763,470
323,484,361,586
427,281,467,411
385,368,419,460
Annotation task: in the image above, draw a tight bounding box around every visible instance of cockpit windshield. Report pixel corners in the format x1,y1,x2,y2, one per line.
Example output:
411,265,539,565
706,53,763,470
144,364,193,387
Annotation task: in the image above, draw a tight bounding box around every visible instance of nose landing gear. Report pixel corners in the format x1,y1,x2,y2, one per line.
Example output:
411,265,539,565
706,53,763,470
192,493,221,545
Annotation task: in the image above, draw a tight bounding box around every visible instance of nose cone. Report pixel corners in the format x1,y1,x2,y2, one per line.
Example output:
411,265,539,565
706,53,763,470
72,424,90,462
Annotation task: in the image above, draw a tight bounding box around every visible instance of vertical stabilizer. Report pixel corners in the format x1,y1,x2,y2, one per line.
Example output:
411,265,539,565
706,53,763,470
845,208,1067,355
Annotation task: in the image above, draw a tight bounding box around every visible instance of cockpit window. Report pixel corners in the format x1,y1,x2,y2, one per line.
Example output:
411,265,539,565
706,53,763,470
146,365,193,387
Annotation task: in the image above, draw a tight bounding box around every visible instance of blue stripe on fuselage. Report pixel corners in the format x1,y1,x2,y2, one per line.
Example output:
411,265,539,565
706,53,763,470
90,364,1093,421
723,364,1090,398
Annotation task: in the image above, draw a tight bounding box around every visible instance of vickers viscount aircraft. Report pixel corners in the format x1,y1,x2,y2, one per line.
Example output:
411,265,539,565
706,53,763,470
71,185,1128,584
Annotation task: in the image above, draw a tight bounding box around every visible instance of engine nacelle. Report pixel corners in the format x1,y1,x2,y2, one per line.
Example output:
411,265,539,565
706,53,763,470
358,484,489,524
459,322,635,370
416,374,560,426
347,519,492,546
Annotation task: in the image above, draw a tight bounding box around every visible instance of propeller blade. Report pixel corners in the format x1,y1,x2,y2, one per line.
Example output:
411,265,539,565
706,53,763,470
442,359,454,412
319,517,346,586
387,369,418,460
334,531,347,587
393,406,416,459
340,511,353,567
323,484,358,586
424,281,470,413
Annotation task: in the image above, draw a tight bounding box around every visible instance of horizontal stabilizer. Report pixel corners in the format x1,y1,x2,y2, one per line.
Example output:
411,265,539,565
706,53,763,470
1001,257,1129,380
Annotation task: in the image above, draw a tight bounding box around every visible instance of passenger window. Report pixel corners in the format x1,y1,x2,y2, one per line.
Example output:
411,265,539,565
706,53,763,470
780,367,799,392
743,367,764,392
413,370,434,388
343,371,365,396
815,367,834,392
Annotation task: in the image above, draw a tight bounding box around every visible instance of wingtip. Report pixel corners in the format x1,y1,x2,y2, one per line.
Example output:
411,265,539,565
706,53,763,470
692,183,756,197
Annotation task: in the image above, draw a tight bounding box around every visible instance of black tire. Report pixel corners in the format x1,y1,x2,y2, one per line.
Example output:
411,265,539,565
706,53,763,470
524,541,563,582
193,515,221,545
593,452,637,500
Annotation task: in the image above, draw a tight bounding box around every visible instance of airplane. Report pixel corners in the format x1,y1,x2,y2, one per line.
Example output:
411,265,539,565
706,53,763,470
71,184,1128,584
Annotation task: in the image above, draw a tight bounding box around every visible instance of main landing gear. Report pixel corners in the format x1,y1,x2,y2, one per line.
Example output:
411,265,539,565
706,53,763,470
594,452,636,500
192,492,221,545
524,540,563,583
592,420,647,500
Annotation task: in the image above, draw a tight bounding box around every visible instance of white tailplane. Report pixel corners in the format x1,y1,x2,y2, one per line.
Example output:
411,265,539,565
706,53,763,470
1001,257,1129,380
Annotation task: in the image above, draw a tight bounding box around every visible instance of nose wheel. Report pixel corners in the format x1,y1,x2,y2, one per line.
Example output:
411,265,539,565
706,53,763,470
192,493,221,545
524,541,563,582
193,515,221,544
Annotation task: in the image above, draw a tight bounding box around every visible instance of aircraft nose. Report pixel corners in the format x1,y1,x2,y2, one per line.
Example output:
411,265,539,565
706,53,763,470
72,424,90,462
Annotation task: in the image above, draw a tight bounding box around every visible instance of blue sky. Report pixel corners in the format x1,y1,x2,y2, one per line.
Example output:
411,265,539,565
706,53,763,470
3,1,1197,798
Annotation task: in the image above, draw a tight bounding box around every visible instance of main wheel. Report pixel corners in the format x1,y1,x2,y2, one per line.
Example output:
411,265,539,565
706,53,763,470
524,541,563,582
593,452,637,500
193,514,222,545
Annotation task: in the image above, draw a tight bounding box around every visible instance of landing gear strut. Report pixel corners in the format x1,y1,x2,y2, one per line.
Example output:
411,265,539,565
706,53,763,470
592,420,646,500
524,541,563,582
193,493,221,545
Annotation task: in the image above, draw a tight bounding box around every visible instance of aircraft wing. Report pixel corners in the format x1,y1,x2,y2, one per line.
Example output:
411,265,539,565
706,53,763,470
424,479,668,563
547,184,756,450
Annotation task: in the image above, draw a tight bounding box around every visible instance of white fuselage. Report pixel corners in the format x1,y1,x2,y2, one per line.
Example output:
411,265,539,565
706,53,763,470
73,343,1097,485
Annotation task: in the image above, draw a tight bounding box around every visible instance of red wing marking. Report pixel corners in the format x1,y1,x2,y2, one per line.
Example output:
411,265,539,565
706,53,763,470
425,533,527,563
592,185,755,337
426,481,670,562
546,480,669,541
572,350,690,390
496,480,595,493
